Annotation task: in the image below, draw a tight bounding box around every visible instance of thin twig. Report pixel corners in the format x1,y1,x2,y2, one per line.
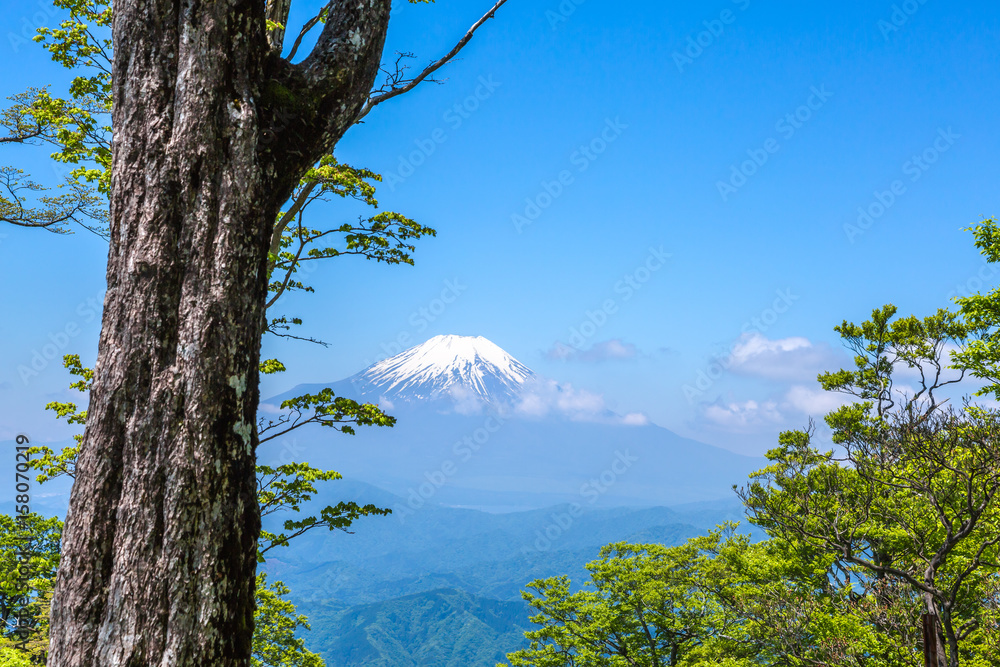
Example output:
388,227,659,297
354,0,509,122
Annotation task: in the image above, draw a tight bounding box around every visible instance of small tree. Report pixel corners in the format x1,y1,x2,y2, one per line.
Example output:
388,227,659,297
506,529,736,667
252,575,324,667
740,406,1000,666
739,221,1000,666
0,514,59,666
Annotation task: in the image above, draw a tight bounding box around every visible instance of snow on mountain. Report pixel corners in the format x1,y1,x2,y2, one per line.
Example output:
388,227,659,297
348,335,535,405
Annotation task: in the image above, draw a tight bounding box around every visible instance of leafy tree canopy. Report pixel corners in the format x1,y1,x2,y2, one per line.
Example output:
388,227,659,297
504,220,1000,667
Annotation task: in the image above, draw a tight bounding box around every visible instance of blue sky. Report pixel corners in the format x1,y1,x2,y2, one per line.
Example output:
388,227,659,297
3,0,1000,455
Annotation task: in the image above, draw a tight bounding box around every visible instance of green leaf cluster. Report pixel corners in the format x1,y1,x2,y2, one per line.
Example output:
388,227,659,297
252,574,325,667
0,514,60,665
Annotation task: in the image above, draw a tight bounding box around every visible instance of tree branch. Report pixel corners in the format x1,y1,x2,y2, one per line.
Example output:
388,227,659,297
267,181,317,273
261,1,391,200
285,5,329,62
297,0,392,134
266,211,308,310
355,0,510,122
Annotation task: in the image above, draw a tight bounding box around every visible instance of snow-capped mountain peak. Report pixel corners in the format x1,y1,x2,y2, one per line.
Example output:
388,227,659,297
350,335,534,405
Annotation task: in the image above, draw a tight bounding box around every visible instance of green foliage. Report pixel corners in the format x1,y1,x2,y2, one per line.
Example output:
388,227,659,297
261,359,289,375
952,219,1000,399
263,388,396,440
263,158,436,339
817,304,968,416
304,157,381,208
32,0,111,190
0,164,104,234
0,0,111,236
25,355,90,483
0,639,34,667
503,526,908,667
506,223,1000,666
257,462,391,560
0,514,60,629
0,514,60,666
253,574,325,667
508,530,730,666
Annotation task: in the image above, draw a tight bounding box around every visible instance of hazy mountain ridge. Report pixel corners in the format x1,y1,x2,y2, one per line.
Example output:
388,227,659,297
298,589,534,667
263,482,716,605
265,482,732,666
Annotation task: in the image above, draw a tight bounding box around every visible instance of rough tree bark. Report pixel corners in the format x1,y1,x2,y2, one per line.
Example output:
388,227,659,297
47,1,392,665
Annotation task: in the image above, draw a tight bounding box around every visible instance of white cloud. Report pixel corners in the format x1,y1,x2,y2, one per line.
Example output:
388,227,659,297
513,390,551,418
704,399,784,430
726,333,843,381
621,412,650,426
784,385,849,415
731,335,812,361
514,377,647,425
700,386,847,434
515,378,606,419
545,338,638,362
447,385,485,415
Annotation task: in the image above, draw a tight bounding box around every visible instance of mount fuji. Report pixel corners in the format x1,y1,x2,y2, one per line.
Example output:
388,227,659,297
345,334,535,406
261,335,764,510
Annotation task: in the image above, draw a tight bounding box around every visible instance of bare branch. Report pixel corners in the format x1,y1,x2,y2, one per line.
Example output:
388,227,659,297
266,330,330,347
355,0,510,122
266,212,308,310
369,52,419,99
286,4,329,62
267,181,317,272
0,129,43,144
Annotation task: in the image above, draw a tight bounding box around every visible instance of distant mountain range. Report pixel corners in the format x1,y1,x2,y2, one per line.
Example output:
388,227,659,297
301,588,534,667
260,480,756,666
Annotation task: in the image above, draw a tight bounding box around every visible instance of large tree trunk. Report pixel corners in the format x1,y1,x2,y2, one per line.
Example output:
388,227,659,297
47,1,390,665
